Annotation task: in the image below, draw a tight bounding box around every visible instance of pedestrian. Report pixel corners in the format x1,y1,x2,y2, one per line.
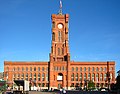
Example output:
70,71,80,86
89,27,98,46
63,89,66,94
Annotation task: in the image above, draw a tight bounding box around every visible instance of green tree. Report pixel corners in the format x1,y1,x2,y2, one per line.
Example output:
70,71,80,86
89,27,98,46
88,80,95,89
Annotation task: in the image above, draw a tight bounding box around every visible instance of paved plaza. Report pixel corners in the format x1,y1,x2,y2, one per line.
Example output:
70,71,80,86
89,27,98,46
29,91,117,94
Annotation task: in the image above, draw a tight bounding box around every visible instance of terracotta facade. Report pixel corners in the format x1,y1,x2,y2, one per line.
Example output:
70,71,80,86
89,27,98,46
4,13,115,90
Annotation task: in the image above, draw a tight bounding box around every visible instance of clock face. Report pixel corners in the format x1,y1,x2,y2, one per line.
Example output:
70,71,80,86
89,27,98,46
58,24,63,29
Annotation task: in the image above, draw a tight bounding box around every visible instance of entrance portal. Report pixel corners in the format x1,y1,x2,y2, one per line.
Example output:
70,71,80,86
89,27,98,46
57,73,63,89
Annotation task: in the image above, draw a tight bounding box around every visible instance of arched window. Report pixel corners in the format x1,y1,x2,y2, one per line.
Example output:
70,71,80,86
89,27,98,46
13,67,15,71
42,67,44,71
100,73,103,81
22,67,24,71
80,73,82,81
17,67,20,71
101,67,103,71
84,67,86,71
76,73,78,81
6,67,9,71
26,73,28,80
46,73,48,81
104,73,107,81
92,73,95,81
96,73,99,82
104,67,106,71
21,73,24,80
34,73,36,81
76,67,78,71
42,73,45,81
38,73,41,81
71,73,74,81
88,73,91,80
30,67,32,71
96,67,99,71
72,67,74,71
38,67,40,71
52,32,55,41
80,67,82,71
58,31,62,42
26,67,28,71
34,67,36,71
88,67,90,71
58,48,60,55
84,73,87,80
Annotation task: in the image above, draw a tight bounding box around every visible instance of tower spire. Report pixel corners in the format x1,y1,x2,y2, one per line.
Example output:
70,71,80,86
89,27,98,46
59,0,62,14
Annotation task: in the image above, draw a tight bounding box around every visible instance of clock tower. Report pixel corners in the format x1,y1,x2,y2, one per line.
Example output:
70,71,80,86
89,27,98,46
49,13,70,62
49,0,71,89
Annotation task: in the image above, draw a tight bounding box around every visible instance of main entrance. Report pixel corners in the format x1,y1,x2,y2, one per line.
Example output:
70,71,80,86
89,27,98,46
57,73,63,89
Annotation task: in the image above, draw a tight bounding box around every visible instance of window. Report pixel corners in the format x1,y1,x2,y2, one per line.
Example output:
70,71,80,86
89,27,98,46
21,73,24,78
88,73,91,80
110,67,113,71
80,73,82,81
22,67,24,71
30,67,32,71
62,66,64,71
92,67,94,71
52,22,55,28
92,73,95,81
58,48,60,55
104,67,106,71
26,67,28,71
75,73,78,81
88,67,90,71
42,67,44,71
96,67,99,71
30,73,32,78
26,73,28,80
34,67,36,71
6,67,9,71
38,67,40,71
13,67,15,71
52,32,55,41
104,74,107,81
100,73,103,81
34,73,36,81
72,67,74,71
96,73,99,82
46,73,48,81
42,83,45,87
80,67,82,71
42,73,45,81
84,67,86,71
110,73,113,80
58,31,62,42
84,73,87,80
100,67,103,71
18,67,20,71
71,73,74,81
18,73,20,78
76,67,78,71
38,73,41,81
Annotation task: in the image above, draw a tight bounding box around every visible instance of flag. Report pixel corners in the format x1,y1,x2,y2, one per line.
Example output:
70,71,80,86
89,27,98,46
60,0,62,8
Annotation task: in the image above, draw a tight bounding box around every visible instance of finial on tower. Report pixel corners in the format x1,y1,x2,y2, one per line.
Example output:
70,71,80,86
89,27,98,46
58,0,62,14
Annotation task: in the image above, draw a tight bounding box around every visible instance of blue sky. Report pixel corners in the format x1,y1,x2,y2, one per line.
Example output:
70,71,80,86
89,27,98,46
0,0,120,75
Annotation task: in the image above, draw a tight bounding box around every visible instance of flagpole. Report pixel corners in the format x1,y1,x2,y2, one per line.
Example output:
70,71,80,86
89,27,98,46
59,0,62,14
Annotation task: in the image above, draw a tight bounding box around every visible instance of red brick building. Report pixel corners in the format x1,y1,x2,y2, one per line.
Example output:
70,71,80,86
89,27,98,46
4,3,115,90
